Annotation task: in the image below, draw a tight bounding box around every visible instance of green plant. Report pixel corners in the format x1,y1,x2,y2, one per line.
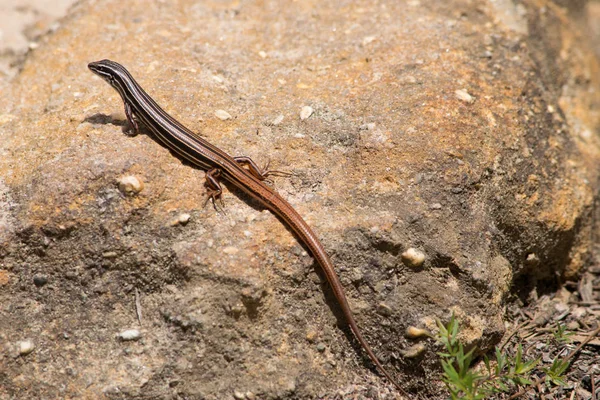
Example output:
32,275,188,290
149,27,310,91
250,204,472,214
552,323,575,344
543,358,570,386
435,315,570,400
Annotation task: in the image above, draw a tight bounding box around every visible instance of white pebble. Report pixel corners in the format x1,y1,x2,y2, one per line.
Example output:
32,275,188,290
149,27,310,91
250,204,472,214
300,106,313,120
233,391,246,400
455,89,475,104
401,248,426,268
178,213,191,225
223,246,239,255
362,36,376,46
18,340,35,355
117,176,144,196
525,253,540,266
0,114,17,124
272,115,284,126
118,329,141,341
359,123,376,130
215,110,232,120
169,213,191,227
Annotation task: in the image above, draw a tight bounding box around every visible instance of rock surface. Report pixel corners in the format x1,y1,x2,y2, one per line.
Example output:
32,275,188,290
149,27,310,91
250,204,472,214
0,0,599,398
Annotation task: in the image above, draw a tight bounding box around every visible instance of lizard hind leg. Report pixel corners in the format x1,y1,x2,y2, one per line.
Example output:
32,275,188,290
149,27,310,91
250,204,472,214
234,156,292,185
203,168,226,212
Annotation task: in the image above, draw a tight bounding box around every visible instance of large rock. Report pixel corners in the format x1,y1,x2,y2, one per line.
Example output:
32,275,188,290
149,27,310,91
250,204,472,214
0,0,598,398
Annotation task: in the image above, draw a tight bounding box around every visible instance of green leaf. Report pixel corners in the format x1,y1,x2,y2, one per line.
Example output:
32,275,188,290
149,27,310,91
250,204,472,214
553,323,575,344
495,348,506,372
483,355,491,375
514,344,523,368
512,376,534,386
543,358,570,387
442,360,460,383
519,357,541,375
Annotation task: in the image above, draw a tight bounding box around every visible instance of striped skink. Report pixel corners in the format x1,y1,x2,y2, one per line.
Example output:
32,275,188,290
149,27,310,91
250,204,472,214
88,59,408,396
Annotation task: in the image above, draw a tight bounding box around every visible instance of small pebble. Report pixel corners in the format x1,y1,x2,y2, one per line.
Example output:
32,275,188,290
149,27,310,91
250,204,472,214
429,203,442,210
258,50,267,58
401,248,426,268
18,340,35,355
525,253,540,266
580,129,592,139
401,75,418,84
117,176,144,196
103,386,120,395
233,391,246,400
222,246,239,255
285,380,297,393
65,271,78,280
455,89,475,104
362,36,376,46
359,123,376,130
306,330,318,343
33,274,48,287
177,213,191,225
271,115,284,126
400,343,427,358
245,392,256,400
316,343,326,352
168,213,191,227
0,114,16,124
377,302,393,317
215,109,232,120
405,326,431,339
300,106,313,120
118,329,141,341
571,307,587,318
